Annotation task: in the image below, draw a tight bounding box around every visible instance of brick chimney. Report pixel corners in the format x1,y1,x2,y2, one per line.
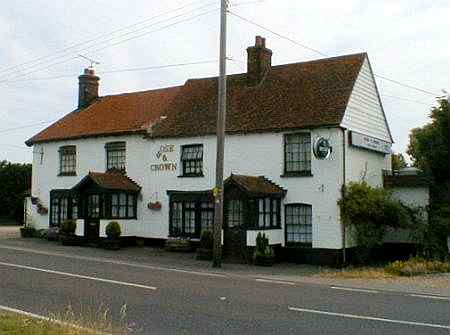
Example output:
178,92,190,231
247,36,272,86
78,68,99,109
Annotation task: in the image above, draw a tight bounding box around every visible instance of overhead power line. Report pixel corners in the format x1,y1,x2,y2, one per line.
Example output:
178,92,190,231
0,0,212,76
0,60,218,83
1,4,219,83
0,120,57,134
228,10,441,97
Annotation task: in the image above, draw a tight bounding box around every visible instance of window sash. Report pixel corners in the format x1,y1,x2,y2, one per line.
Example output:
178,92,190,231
59,146,76,174
50,193,78,227
257,197,280,229
106,142,126,171
227,199,244,227
181,145,203,176
170,199,214,237
285,204,312,243
285,133,311,173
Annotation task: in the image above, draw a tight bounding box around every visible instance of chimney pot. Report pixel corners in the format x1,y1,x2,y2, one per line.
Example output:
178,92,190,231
78,68,100,109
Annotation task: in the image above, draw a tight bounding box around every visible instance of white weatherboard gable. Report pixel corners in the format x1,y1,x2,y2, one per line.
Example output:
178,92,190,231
341,56,393,143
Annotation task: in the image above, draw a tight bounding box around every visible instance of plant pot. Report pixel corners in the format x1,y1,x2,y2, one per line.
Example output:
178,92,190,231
47,228,59,241
254,254,275,267
20,227,35,238
196,248,213,260
60,234,79,246
102,238,121,250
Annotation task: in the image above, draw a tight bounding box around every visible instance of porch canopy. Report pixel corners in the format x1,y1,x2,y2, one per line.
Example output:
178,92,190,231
224,174,286,198
72,171,141,193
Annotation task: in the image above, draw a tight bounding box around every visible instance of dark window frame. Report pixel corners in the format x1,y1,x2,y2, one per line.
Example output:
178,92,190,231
49,190,79,227
255,197,281,229
226,199,244,228
180,144,204,177
285,203,312,246
283,132,312,177
58,145,76,176
102,192,137,220
105,141,126,173
169,198,214,238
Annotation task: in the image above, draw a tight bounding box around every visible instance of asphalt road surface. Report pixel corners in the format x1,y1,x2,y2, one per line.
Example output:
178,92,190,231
0,247,449,334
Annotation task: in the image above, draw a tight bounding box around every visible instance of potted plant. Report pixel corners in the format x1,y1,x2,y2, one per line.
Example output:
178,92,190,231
254,233,275,266
196,230,213,260
20,224,36,238
103,221,122,250
60,219,78,246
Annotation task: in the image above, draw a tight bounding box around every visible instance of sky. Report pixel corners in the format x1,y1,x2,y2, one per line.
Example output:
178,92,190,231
0,0,449,163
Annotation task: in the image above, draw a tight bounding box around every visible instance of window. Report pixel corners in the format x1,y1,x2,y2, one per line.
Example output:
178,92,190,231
106,142,126,172
110,193,136,219
181,144,203,176
169,198,214,237
257,198,280,229
50,191,78,227
227,199,244,227
59,146,76,175
284,133,311,175
285,204,312,244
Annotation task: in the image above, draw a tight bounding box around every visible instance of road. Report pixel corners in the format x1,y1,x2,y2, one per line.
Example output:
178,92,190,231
0,246,449,334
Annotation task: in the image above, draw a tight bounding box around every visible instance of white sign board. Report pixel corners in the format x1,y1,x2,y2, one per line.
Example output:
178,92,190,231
350,131,391,154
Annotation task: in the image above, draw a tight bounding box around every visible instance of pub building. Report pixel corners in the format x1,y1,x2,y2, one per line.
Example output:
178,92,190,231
25,36,393,264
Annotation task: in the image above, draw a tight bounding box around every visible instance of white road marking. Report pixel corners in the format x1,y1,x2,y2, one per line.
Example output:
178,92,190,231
0,305,110,335
0,245,227,278
219,297,227,301
331,286,379,294
0,261,157,290
288,307,450,330
255,278,296,285
409,294,450,301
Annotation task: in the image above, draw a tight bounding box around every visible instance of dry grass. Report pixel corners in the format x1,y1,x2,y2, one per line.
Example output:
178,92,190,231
320,266,394,279
0,305,139,335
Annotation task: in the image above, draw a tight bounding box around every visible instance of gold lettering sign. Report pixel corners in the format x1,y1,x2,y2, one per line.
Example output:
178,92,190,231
151,145,177,172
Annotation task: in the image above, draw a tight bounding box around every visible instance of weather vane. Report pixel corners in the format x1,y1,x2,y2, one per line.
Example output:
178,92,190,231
77,54,100,69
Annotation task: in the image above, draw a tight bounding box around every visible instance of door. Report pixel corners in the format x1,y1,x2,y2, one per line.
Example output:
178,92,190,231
223,199,248,262
85,194,100,241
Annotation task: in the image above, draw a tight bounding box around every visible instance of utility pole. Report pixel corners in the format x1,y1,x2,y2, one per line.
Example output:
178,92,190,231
212,0,228,268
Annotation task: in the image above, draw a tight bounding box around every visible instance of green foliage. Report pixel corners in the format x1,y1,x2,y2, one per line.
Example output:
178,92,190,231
60,220,77,235
385,257,450,276
105,221,121,239
0,160,32,222
407,99,450,258
407,99,450,181
199,229,213,249
255,232,269,254
391,153,408,171
338,182,410,262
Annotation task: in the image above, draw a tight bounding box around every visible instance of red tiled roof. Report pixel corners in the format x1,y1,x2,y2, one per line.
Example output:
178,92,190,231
26,53,366,145
225,174,286,196
72,172,141,192
26,86,181,145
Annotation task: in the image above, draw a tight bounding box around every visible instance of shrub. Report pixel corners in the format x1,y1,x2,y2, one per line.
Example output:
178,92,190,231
105,221,121,239
338,182,410,262
254,233,275,266
60,220,76,235
385,257,450,276
199,230,213,250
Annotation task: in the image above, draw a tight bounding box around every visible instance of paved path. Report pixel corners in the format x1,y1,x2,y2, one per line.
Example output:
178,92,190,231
0,228,449,334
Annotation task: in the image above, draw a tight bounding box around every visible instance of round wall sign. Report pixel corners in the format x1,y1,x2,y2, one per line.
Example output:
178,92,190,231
313,137,332,159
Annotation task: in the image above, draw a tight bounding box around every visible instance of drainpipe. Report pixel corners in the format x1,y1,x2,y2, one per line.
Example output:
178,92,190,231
341,127,347,266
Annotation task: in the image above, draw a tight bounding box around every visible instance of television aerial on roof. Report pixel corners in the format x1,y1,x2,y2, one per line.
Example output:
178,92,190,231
77,54,100,69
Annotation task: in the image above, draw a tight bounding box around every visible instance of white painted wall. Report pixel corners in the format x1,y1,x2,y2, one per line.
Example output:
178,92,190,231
30,128,346,249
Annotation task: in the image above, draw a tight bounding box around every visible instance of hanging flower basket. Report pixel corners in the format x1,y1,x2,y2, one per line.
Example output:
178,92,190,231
148,201,162,210
36,203,48,215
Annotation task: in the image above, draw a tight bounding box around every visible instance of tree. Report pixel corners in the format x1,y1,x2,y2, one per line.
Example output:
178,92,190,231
0,160,32,223
407,98,450,258
407,99,450,181
391,153,408,171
